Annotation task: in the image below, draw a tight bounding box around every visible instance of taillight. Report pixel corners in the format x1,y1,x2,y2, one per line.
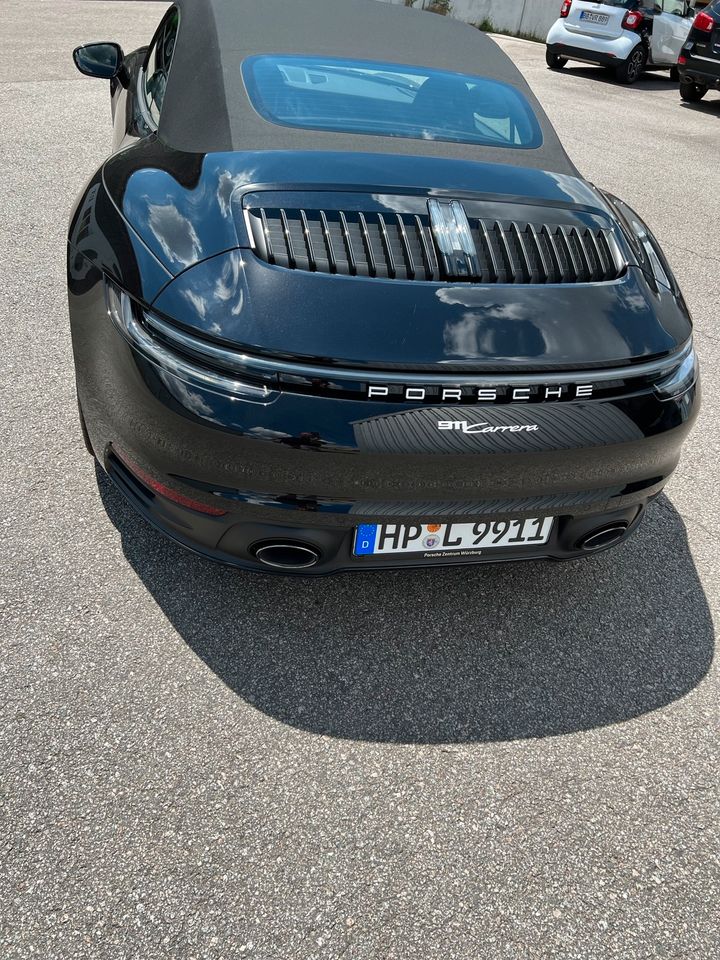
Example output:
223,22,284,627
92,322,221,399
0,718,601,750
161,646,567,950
622,10,644,30
560,0,572,18
677,55,687,65
693,11,715,33
113,447,228,517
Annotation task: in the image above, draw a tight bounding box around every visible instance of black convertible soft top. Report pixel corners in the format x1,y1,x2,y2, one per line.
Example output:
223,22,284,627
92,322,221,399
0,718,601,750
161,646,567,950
159,0,576,173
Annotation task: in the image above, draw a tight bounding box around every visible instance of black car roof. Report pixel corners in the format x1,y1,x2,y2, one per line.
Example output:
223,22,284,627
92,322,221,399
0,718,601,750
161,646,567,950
159,0,576,173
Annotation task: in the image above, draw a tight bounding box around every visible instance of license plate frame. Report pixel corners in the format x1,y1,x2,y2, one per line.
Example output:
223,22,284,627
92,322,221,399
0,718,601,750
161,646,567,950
353,518,554,559
579,11,610,24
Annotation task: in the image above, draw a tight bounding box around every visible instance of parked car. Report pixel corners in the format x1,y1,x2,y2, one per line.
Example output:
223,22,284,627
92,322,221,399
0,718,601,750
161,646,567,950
546,0,696,84
678,0,720,98
68,0,698,574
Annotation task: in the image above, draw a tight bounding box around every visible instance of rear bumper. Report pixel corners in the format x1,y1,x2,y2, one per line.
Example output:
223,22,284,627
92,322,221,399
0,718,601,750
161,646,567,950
546,22,639,64
72,309,700,574
679,58,720,88
104,448,655,573
547,42,618,68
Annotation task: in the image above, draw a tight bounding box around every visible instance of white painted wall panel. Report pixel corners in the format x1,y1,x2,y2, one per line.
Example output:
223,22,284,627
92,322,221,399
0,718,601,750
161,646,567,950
376,0,560,41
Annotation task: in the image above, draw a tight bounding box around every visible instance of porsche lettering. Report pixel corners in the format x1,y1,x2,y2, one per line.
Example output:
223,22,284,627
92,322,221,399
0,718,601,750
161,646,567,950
366,384,594,402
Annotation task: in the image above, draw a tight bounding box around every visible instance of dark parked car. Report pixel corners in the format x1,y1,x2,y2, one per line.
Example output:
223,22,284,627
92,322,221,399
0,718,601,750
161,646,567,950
68,0,699,574
678,0,720,100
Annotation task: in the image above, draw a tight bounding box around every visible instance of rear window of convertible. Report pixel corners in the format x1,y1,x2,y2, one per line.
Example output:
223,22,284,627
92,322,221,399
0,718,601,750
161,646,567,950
242,55,543,149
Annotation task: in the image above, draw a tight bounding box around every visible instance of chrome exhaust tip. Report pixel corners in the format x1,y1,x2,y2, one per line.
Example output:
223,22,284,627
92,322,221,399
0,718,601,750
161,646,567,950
253,542,321,570
578,523,628,552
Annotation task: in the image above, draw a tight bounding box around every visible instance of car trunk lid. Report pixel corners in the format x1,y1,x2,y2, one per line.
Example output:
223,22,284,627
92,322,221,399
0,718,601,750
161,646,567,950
119,149,686,372
564,1,631,41
150,246,686,373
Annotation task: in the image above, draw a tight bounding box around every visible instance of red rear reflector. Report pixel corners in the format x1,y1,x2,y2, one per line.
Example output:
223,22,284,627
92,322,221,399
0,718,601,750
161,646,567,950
693,11,714,32
113,448,228,516
622,10,644,29
678,55,687,65
560,0,572,18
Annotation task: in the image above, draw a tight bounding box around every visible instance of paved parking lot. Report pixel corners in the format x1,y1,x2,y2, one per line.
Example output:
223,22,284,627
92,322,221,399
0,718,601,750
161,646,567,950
1,2,718,957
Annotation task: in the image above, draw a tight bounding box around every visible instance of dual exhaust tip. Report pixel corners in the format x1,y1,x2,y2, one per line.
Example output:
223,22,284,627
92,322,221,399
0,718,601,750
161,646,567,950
577,523,629,552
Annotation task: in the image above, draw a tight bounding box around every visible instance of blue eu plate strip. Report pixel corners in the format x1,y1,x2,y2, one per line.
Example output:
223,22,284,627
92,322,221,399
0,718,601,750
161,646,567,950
354,524,378,556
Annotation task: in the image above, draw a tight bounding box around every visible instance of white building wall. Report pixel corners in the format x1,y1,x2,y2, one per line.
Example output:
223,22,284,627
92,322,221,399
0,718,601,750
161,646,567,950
376,0,561,41
515,0,563,38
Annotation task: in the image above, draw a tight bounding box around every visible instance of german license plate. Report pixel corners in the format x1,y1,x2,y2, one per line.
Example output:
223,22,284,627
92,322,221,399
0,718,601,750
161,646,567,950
353,518,554,558
580,11,609,24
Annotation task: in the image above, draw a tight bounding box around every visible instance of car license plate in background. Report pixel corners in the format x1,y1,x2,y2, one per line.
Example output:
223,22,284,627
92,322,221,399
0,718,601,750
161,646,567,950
580,11,609,24
353,518,554,557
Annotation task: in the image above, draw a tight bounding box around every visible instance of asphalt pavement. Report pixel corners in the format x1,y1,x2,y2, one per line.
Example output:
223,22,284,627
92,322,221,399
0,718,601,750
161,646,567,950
1,3,718,958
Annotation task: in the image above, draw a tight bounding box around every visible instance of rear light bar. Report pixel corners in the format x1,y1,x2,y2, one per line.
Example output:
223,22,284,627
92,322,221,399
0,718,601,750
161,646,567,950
560,0,572,17
693,11,715,32
622,9,644,30
105,279,278,406
654,344,698,401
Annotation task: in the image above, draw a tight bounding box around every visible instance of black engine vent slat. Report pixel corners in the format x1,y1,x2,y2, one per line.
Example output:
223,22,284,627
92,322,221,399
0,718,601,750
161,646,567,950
527,223,550,283
299,210,316,272
414,214,438,281
550,227,575,282
259,208,274,264
319,210,337,274
246,206,623,284
511,222,533,283
596,230,617,280
559,225,581,283
377,214,396,280
279,208,296,269
583,228,608,281
476,220,500,283
540,225,563,284
395,214,416,280
338,211,357,276
358,212,377,278
493,220,515,283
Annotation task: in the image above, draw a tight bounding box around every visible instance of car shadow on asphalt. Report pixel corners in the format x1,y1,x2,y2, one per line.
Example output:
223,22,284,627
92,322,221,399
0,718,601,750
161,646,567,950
559,66,720,112
97,466,713,745
679,98,720,117
554,65,678,91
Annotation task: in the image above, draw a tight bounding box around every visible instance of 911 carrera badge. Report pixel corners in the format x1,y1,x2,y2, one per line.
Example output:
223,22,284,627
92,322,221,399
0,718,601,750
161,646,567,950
438,420,539,434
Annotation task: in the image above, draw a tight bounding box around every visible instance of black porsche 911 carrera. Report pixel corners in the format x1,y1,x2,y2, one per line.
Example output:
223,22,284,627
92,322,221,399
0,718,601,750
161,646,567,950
68,0,699,574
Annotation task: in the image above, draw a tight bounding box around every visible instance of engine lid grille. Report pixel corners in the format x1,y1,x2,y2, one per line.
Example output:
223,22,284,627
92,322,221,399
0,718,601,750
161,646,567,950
242,192,624,285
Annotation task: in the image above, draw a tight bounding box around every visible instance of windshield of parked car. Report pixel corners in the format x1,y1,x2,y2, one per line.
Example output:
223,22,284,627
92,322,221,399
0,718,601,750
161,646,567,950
242,55,544,149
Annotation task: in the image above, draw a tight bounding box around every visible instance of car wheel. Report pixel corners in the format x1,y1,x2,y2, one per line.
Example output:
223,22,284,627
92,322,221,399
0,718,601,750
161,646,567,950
546,49,567,70
615,45,646,84
679,78,707,102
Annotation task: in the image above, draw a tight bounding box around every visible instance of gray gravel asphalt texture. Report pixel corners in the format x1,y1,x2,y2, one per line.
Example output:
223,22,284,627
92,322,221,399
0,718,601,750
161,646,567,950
1,2,719,957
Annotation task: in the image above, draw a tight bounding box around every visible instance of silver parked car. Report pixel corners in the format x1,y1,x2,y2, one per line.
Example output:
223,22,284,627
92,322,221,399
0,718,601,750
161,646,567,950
546,0,696,84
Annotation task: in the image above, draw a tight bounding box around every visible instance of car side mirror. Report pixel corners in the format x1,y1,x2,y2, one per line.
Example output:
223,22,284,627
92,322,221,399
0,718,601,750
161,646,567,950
73,42,124,80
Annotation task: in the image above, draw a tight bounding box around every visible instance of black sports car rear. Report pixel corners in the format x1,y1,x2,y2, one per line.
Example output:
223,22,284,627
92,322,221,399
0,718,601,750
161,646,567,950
68,0,699,574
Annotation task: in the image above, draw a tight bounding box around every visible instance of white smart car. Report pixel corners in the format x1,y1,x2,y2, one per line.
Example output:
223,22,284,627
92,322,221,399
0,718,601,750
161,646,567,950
546,0,696,84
